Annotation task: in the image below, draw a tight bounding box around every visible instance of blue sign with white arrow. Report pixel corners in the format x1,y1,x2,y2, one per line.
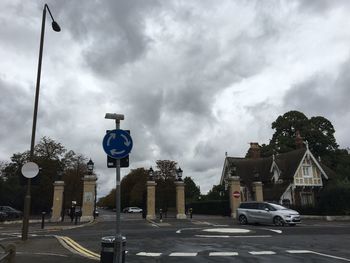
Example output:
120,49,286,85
102,129,133,159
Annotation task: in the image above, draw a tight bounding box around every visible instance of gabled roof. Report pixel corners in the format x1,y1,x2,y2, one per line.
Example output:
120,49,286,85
221,148,307,186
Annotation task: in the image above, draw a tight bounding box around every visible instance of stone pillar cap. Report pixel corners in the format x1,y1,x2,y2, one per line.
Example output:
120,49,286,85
53,181,65,186
147,181,157,186
83,175,97,181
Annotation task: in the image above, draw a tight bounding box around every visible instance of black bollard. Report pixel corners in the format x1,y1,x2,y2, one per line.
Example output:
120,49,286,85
41,212,46,229
189,208,193,219
74,213,78,225
159,209,163,222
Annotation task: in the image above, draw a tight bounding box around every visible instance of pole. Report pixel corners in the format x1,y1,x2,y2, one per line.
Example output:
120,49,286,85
22,5,47,241
114,119,122,263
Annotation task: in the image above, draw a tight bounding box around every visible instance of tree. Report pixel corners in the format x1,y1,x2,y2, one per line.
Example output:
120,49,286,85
0,137,88,213
156,160,177,180
205,184,227,201
184,177,200,202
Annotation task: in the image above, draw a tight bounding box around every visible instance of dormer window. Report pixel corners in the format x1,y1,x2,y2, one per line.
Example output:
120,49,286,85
302,165,313,178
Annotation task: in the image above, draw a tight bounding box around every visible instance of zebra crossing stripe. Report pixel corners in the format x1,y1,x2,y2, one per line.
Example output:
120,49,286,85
169,252,198,256
209,252,238,256
249,251,276,255
136,252,162,257
286,250,312,254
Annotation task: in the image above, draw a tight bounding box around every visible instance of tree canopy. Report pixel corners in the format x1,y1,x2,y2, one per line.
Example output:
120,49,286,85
0,137,89,213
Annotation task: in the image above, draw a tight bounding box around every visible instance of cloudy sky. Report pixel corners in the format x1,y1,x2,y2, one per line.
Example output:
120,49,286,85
1,0,350,196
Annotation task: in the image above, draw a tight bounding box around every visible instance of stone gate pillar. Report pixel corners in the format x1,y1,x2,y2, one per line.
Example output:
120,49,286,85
146,181,157,220
228,176,241,219
175,181,186,219
51,181,65,222
252,181,263,202
81,175,97,222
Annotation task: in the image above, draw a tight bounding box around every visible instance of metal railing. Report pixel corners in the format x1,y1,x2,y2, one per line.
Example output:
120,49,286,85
0,244,15,263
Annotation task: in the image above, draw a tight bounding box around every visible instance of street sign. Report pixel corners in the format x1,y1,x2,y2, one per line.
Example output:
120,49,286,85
106,130,129,168
103,129,133,159
21,162,39,179
233,191,240,198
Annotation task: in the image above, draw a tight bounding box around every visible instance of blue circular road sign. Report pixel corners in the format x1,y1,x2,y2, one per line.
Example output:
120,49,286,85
102,129,133,159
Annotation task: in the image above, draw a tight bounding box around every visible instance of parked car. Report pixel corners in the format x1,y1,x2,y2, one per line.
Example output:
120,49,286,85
237,202,301,226
122,207,143,213
0,211,6,222
0,206,23,220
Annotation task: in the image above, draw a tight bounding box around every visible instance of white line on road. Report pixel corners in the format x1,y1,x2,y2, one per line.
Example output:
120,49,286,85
136,252,162,257
249,251,276,255
176,227,204,234
169,252,198,256
196,235,272,238
209,252,238,256
286,250,350,262
286,250,313,254
260,228,283,234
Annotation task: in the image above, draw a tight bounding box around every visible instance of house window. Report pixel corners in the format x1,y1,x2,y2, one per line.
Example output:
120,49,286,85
302,165,313,178
301,192,314,206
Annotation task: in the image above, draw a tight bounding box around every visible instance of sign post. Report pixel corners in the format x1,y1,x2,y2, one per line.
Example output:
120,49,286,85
103,113,133,263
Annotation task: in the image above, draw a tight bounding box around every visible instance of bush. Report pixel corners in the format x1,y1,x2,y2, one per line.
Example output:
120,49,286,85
186,200,230,216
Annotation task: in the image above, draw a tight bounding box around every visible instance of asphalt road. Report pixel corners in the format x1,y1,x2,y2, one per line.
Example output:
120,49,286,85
1,209,350,262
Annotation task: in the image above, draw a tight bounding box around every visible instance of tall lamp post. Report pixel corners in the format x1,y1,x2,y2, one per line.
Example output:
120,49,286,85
87,159,97,217
22,4,61,241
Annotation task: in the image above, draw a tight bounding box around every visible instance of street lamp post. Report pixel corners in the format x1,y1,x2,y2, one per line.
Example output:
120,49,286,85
87,159,97,217
105,113,125,263
22,3,61,241
176,167,183,181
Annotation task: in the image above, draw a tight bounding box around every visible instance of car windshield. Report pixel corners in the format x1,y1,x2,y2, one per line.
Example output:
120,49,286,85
269,203,288,210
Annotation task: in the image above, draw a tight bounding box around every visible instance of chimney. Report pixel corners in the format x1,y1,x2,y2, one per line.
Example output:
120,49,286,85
249,142,261,159
295,130,303,149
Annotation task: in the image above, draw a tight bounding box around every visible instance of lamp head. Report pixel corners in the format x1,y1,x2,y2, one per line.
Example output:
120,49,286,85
51,21,61,32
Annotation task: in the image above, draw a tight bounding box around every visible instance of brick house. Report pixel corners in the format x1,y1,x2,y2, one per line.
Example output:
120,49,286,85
220,136,335,208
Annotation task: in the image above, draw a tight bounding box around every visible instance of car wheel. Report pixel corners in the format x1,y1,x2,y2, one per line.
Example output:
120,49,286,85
273,216,285,226
239,215,248,225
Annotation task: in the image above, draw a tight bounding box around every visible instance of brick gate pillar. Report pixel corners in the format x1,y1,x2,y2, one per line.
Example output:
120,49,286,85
51,181,65,222
228,176,241,219
81,175,97,222
175,181,186,219
146,181,157,220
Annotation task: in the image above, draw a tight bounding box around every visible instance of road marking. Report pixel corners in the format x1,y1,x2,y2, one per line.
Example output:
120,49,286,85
137,252,162,257
15,252,68,257
212,224,229,227
249,251,276,255
209,252,238,256
286,250,313,254
55,236,99,260
176,227,205,234
196,235,272,238
151,224,160,228
287,250,350,261
260,228,283,234
169,252,198,256
192,221,212,225
202,228,250,234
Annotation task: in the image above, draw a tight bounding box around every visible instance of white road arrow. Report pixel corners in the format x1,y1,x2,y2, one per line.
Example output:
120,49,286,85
107,133,116,146
121,134,131,147
110,149,125,155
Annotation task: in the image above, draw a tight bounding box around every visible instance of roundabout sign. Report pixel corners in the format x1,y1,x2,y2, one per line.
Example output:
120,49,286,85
102,129,133,159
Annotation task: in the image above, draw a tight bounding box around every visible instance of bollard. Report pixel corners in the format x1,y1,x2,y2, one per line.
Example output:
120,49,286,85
189,208,193,219
159,209,163,223
74,213,78,225
41,212,46,229
100,236,126,263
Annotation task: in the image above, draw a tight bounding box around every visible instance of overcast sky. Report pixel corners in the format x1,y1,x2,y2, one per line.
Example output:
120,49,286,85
1,0,350,196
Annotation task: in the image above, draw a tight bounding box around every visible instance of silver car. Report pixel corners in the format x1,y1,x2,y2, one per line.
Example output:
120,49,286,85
237,202,301,226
